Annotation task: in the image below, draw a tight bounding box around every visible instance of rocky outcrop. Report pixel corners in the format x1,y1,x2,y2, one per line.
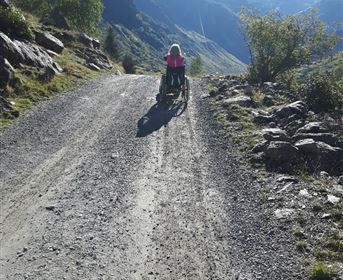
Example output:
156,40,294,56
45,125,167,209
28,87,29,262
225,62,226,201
0,56,14,88
35,31,64,54
0,32,62,74
79,33,100,49
207,75,343,176
75,47,112,70
273,101,308,119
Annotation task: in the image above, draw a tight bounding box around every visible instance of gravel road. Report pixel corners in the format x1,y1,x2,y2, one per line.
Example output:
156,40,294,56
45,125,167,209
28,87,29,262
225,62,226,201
0,74,299,280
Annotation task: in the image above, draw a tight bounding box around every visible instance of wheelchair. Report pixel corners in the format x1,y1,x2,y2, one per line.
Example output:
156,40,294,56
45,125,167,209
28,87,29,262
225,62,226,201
159,66,190,103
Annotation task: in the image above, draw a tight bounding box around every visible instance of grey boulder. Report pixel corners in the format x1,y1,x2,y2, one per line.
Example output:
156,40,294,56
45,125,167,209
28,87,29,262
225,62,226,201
35,31,64,54
262,128,290,142
295,122,329,134
274,101,308,119
0,32,62,74
252,110,275,124
265,141,300,171
223,96,253,108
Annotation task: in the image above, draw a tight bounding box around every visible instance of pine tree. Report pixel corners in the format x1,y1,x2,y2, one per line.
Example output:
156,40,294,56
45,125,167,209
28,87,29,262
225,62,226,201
122,54,135,74
104,26,119,59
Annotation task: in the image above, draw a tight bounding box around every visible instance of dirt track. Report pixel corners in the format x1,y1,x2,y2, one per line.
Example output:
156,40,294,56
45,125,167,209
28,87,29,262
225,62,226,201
0,74,299,280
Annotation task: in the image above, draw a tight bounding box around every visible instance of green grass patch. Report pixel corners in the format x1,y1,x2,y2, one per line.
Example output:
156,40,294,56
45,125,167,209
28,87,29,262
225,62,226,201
308,262,336,280
1,49,109,128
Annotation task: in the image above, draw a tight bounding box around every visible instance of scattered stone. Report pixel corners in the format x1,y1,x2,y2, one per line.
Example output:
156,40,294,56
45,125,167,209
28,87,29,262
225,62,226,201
35,31,64,54
262,128,290,142
251,141,269,153
295,122,328,134
252,110,275,124
274,101,308,119
223,96,253,108
299,189,312,198
277,183,293,194
292,133,342,148
265,141,299,171
275,208,294,219
74,47,112,70
322,213,332,219
79,33,97,49
263,95,275,107
87,63,101,71
262,82,278,91
327,195,340,205
53,31,77,45
284,119,306,136
319,171,330,179
45,205,55,211
244,85,254,96
276,176,299,184
338,176,343,186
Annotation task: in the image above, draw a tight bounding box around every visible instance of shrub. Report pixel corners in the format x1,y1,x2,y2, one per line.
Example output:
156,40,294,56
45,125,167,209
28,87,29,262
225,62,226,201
298,73,343,113
240,9,339,84
13,0,104,36
308,262,335,280
122,54,135,74
0,6,33,40
189,56,204,77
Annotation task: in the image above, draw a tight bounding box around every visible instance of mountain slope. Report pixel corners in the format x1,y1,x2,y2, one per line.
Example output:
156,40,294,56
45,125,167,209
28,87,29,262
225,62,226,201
103,0,246,74
133,0,250,63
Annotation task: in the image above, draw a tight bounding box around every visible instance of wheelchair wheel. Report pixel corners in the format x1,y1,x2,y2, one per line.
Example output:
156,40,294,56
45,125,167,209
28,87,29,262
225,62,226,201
183,77,190,103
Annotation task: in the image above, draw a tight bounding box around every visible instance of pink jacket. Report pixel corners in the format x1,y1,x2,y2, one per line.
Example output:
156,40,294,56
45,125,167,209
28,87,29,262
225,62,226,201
164,54,185,68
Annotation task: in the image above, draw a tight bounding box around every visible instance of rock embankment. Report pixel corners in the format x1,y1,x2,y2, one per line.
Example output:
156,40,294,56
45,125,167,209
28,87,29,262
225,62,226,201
0,0,113,121
205,75,343,177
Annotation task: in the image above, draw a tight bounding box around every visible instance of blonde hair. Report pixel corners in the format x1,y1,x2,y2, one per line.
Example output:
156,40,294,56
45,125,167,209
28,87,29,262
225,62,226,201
169,44,182,59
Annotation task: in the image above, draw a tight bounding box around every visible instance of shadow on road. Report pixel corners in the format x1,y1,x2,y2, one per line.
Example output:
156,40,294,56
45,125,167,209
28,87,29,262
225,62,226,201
136,100,187,138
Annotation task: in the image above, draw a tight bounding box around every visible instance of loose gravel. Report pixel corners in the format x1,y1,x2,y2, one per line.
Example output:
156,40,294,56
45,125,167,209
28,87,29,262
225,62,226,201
0,74,300,279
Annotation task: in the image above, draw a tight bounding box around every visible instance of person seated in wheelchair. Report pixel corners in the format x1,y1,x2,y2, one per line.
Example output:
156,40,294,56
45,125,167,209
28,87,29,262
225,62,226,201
164,44,186,91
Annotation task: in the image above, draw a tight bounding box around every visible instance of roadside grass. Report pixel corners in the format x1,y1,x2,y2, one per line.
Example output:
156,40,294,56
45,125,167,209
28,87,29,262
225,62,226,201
308,262,336,280
1,49,113,128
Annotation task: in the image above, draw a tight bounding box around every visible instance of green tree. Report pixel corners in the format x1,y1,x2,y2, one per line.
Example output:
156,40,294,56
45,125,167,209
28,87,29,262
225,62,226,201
189,56,204,77
104,26,119,59
122,54,135,74
13,0,103,36
240,9,339,84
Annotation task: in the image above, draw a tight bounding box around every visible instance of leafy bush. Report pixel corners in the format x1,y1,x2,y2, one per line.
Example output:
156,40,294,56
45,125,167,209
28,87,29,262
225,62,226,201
189,56,204,77
104,26,119,60
308,262,335,280
240,9,339,84
13,0,103,36
122,54,135,74
0,6,33,40
298,73,343,113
